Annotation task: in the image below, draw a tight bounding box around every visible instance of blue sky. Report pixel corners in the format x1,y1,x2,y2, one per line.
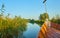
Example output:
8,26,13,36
0,0,60,20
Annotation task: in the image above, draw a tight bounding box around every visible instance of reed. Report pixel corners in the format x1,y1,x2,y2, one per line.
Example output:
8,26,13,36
0,14,28,38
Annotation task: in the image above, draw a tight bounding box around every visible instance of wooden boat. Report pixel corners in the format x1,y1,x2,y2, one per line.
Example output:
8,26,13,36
38,22,60,38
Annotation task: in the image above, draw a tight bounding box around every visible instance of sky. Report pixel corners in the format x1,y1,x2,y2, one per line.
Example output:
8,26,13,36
0,0,60,20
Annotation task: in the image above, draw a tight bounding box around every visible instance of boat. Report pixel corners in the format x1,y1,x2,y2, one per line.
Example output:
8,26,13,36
38,21,60,38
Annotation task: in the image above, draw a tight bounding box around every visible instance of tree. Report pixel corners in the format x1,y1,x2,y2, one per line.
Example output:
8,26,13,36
51,15,60,24
39,13,49,21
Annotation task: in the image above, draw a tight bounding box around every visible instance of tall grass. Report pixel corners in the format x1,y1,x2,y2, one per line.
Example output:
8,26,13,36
0,13,28,38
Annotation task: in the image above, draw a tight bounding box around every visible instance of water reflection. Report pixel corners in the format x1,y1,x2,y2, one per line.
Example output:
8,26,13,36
23,23,40,38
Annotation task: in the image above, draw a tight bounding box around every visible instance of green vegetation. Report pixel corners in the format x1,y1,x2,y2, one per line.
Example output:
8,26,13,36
0,13,28,38
51,15,60,24
34,20,44,26
28,13,49,26
0,4,29,38
39,13,49,21
28,19,44,27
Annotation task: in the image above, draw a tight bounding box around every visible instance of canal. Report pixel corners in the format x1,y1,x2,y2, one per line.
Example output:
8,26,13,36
23,23,40,38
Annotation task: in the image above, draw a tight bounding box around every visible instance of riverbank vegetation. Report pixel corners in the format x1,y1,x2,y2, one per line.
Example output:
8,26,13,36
51,15,60,24
0,13,28,38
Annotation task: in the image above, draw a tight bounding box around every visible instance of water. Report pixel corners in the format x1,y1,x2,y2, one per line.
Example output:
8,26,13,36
23,23,40,38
